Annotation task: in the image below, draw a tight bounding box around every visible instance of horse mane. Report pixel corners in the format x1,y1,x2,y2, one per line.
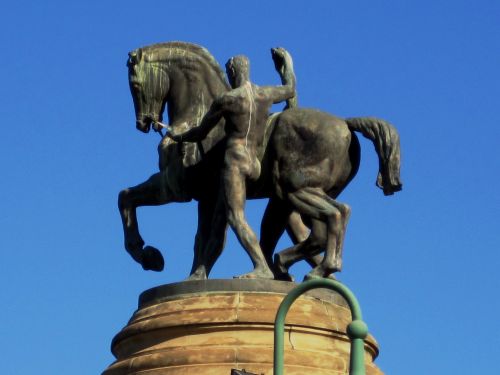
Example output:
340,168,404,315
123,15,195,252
137,41,230,90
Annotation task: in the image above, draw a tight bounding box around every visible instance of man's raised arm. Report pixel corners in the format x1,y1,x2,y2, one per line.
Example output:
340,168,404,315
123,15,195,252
266,47,297,109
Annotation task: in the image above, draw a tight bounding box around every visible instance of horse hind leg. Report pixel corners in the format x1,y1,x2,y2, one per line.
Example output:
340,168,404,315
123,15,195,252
324,196,351,272
285,187,347,279
274,218,326,281
286,211,328,273
308,195,350,278
285,210,310,244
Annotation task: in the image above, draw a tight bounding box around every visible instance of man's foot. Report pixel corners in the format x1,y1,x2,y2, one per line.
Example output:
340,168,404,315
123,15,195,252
234,267,274,279
141,246,165,271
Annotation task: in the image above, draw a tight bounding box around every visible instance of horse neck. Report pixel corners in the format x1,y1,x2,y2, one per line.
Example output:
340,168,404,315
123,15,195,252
166,65,228,149
166,72,213,125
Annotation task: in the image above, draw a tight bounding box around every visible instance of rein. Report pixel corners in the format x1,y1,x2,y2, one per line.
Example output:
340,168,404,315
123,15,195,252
153,120,169,138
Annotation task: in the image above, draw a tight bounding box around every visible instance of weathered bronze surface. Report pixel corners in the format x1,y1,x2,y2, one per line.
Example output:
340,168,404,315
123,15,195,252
118,41,402,281
165,48,296,279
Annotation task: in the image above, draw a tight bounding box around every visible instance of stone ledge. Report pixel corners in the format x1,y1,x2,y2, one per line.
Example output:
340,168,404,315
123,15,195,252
139,279,348,308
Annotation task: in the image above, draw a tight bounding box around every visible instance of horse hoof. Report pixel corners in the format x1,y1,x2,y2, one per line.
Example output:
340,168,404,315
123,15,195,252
303,274,321,281
186,270,207,281
273,254,294,281
142,246,165,272
303,272,336,282
274,271,295,282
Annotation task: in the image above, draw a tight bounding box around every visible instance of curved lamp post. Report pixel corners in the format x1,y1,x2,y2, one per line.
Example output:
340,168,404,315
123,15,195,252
273,278,368,375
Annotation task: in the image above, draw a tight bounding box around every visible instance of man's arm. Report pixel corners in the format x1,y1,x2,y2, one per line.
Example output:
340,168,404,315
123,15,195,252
168,98,225,142
265,47,297,109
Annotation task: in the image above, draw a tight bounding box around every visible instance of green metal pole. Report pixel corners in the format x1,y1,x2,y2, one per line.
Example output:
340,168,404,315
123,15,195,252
273,278,368,375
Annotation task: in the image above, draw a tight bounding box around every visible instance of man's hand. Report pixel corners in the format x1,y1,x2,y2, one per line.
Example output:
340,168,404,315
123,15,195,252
270,46,297,109
166,127,183,142
163,121,191,142
271,47,292,76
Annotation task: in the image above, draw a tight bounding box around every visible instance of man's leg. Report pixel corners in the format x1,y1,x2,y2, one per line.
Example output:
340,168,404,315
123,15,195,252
223,165,273,279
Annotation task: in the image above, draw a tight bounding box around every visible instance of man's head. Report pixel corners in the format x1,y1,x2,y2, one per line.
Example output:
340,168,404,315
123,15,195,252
225,55,250,88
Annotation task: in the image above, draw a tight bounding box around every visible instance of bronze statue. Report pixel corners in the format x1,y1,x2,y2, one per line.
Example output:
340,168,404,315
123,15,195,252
166,49,296,279
119,41,402,281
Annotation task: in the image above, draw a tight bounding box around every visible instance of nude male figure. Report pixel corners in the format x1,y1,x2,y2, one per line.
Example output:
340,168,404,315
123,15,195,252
167,47,296,278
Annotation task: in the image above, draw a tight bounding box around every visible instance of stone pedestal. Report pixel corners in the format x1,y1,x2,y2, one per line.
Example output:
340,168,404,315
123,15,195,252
103,279,383,375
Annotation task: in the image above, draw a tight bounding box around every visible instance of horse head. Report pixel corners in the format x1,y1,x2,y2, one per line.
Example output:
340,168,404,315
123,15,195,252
127,48,169,133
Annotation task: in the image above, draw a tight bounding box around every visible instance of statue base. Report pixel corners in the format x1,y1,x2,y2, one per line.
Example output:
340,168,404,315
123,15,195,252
103,279,383,375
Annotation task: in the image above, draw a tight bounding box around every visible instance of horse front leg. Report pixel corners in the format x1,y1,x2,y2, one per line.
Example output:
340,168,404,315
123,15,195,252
188,190,229,280
260,197,293,277
118,172,179,271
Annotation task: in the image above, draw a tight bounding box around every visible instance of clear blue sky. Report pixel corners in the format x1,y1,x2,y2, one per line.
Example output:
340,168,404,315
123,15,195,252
1,1,499,374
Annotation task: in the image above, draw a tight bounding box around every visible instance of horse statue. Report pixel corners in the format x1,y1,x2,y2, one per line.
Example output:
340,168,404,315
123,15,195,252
119,41,402,280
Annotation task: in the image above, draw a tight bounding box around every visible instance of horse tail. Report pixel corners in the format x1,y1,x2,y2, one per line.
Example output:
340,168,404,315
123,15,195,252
345,117,402,195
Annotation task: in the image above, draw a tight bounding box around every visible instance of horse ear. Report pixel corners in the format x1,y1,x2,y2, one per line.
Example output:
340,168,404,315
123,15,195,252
127,49,143,67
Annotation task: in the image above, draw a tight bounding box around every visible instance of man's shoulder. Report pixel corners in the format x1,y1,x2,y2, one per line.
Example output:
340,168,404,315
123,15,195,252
216,89,245,107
